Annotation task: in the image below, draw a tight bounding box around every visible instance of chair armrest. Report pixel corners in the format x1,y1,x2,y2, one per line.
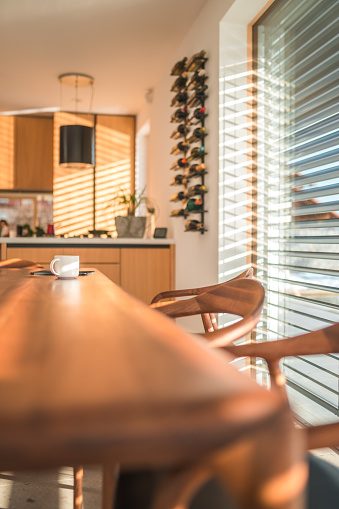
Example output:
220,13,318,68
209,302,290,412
304,422,339,450
225,323,339,364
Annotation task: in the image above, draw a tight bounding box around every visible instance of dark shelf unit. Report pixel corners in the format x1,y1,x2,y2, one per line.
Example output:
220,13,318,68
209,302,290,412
169,51,208,234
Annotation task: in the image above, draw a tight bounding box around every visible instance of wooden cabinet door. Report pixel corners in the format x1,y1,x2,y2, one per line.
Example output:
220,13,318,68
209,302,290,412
87,264,120,284
15,117,53,191
120,247,174,304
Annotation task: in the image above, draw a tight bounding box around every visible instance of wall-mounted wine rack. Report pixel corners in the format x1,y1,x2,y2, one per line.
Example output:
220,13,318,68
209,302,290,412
169,50,208,234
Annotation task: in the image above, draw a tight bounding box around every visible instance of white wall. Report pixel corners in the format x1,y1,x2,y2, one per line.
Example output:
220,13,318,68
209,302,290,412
137,0,267,329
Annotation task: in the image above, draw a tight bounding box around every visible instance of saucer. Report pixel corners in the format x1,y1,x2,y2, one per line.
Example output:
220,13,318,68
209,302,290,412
57,276,78,280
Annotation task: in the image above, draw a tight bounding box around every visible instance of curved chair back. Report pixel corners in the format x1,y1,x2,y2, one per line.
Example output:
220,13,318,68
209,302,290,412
152,278,265,347
151,268,253,303
151,268,254,333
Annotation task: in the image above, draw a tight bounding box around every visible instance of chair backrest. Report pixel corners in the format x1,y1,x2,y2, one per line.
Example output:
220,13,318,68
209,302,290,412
152,278,265,347
151,267,254,333
151,267,253,303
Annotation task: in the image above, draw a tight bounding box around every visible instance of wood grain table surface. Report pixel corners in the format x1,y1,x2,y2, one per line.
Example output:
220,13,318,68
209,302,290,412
0,267,301,488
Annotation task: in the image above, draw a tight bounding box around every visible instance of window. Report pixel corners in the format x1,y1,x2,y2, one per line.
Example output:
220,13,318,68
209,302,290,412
219,0,339,425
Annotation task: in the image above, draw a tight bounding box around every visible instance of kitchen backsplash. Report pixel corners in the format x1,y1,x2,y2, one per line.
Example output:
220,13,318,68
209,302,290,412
0,192,53,235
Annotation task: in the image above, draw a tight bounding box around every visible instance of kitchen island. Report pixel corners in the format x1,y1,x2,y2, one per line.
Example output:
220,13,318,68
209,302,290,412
0,237,175,304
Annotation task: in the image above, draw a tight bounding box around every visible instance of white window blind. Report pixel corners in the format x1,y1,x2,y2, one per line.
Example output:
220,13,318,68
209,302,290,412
219,0,339,422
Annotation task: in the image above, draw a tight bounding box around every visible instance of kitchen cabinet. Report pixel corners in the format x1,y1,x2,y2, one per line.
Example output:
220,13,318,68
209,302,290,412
121,247,174,304
15,116,53,191
3,242,175,304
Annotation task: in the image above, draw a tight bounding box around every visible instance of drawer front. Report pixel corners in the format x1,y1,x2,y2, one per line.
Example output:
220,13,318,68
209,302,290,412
63,247,120,263
7,247,61,264
7,246,121,264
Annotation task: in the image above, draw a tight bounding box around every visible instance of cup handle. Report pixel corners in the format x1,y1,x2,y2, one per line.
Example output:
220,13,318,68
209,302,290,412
50,258,60,276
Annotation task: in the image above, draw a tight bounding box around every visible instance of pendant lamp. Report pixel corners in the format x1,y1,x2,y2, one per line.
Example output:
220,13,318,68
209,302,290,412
58,73,95,169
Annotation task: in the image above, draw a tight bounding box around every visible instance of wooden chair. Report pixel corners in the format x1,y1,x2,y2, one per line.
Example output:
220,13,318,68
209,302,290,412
0,258,41,269
151,281,339,509
99,275,263,509
151,277,265,347
224,323,339,449
149,323,339,509
100,276,265,509
151,268,253,333
154,287,339,450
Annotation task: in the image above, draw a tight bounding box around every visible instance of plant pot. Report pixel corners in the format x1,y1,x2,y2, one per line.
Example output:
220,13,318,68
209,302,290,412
115,216,146,238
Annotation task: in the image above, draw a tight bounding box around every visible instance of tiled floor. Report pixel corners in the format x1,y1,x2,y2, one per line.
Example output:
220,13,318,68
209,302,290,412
0,466,102,509
0,449,338,508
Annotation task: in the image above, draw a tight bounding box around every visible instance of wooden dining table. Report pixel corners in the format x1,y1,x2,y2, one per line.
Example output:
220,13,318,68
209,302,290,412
0,267,307,509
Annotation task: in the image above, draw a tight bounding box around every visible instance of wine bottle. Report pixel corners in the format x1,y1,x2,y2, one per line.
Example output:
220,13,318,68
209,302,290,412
186,184,207,197
170,157,189,171
187,127,207,144
185,220,204,231
187,83,208,96
186,90,208,108
170,141,189,155
171,73,188,92
187,70,208,90
187,146,207,161
185,198,203,212
187,107,207,125
170,174,188,186
170,107,188,123
185,162,206,178
170,191,186,202
186,50,207,72
171,91,188,107
171,57,187,76
170,124,190,140
171,208,186,217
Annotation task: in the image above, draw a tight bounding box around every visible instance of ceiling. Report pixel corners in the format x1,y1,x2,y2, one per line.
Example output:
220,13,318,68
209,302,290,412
0,0,208,116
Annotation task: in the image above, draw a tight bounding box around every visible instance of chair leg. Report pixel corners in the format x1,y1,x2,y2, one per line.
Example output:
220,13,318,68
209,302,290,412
202,313,214,333
102,463,120,509
74,465,84,509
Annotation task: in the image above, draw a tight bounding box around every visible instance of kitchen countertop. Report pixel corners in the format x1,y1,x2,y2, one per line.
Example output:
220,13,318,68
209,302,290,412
0,237,174,245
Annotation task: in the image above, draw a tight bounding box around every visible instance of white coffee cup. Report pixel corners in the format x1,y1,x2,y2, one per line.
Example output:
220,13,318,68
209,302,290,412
50,255,79,279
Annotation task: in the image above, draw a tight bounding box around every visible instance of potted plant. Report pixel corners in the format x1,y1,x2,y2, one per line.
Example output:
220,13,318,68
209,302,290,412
112,188,155,238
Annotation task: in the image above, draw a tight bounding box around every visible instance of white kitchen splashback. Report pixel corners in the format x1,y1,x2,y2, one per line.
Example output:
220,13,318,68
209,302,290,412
0,192,53,235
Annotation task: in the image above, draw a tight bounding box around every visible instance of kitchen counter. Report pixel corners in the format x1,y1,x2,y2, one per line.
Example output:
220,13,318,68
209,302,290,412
0,237,174,246
0,237,175,304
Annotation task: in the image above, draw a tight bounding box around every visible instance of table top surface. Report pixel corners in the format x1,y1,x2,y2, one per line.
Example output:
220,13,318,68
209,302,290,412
0,267,285,471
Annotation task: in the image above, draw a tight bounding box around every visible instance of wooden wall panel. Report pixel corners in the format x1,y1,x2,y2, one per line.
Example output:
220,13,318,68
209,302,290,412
53,112,95,236
95,115,136,234
53,113,135,237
